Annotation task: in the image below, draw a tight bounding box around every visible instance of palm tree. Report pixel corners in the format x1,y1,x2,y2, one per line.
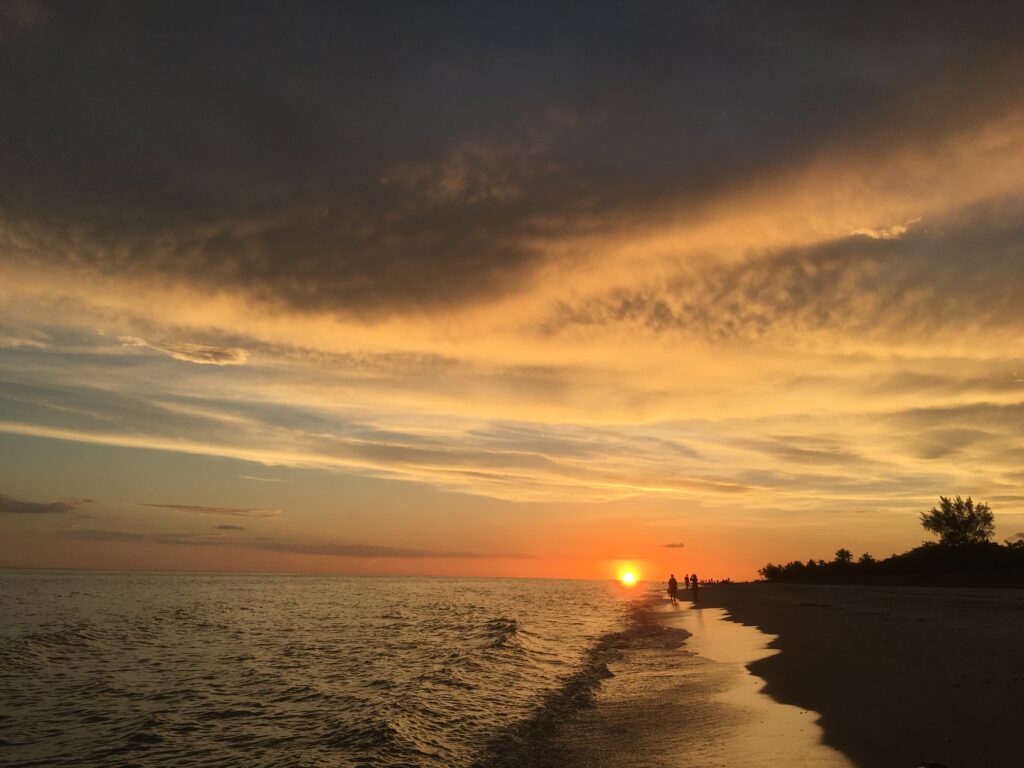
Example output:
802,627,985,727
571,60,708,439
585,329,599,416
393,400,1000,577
834,548,853,564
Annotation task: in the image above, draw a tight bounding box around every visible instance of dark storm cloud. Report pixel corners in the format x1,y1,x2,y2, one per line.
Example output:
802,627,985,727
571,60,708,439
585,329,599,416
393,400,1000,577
0,491,77,514
3,2,1024,314
0,0,49,29
542,203,1024,339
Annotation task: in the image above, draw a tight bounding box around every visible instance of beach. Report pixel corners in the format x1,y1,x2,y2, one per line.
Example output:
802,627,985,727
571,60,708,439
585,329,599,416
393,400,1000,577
696,583,1024,767
542,601,854,768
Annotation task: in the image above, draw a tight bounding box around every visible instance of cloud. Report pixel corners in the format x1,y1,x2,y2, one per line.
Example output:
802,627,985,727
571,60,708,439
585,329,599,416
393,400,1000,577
252,540,532,560
62,529,226,546
238,475,282,483
663,542,685,549
849,217,920,240
386,135,554,205
144,503,281,518
4,4,1024,317
57,529,528,559
214,524,245,531
4,353,1021,509
733,436,875,468
119,336,247,366
541,203,1024,344
0,321,49,349
0,0,50,29
0,492,77,514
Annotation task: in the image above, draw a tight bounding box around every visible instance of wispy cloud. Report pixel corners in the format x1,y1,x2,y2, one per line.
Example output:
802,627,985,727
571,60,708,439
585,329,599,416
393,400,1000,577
540,204,1024,345
119,336,248,366
143,503,281,518
238,475,282,483
57,529,528,559
0,492,78,514
214,524,245,531
62,529,226,546
849,217,920,240
663,542,685,549
252,540,533,559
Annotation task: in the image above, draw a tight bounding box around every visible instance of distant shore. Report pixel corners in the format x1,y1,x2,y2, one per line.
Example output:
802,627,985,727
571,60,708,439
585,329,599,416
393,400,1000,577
697,582,1024,767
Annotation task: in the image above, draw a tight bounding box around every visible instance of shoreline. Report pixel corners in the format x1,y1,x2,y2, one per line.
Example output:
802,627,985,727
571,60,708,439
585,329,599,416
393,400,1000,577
535,597,852,768
696,582,1024,767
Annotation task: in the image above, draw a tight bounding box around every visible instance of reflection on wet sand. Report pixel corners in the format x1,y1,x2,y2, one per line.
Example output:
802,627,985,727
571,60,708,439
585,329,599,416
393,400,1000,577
547,602,854,768
661,604,854,767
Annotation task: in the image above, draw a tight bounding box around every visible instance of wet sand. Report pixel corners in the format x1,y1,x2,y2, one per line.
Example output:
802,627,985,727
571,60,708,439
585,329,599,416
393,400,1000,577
546,602,852,768
698,582,1024,768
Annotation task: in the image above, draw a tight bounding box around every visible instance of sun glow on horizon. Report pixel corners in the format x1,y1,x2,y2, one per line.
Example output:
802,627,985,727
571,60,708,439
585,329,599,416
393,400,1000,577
620,571,636,586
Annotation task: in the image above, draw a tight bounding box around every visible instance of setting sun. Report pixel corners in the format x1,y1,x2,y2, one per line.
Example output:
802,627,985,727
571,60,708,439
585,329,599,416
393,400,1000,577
621,572,636,586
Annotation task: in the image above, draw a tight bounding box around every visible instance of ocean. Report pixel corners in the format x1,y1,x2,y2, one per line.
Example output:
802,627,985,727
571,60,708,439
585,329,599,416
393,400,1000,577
0,570,648,767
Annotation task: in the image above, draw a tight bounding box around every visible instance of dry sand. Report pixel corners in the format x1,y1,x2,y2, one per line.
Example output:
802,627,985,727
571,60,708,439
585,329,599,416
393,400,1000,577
698,582,1024,768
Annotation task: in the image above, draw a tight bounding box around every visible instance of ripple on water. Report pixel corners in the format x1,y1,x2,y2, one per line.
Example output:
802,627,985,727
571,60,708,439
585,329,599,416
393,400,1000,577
0,571,636,767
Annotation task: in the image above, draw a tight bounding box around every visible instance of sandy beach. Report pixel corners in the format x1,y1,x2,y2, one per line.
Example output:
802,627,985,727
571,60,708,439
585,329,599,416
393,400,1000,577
697,583,1024,768
535,600,853,768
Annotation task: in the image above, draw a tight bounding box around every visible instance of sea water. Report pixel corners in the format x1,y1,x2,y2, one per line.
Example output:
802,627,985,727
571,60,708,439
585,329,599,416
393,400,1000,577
0,571,643,767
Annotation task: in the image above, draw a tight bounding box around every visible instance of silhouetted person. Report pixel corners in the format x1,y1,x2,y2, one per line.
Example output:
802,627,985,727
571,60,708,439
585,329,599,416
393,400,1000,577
684,574,690,589
667,573,678,604
691,573,699,602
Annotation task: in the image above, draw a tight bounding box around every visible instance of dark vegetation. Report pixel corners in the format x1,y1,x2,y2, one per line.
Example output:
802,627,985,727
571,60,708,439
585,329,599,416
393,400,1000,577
759,496,1024,588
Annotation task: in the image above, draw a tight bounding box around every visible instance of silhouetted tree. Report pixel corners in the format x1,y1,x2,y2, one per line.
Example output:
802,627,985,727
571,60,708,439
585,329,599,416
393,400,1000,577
759,563,783,580
756,502,1024,585
921,495,994,546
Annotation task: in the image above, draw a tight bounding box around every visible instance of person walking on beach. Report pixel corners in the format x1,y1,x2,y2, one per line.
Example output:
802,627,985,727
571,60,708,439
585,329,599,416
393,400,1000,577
690,573,699,603
667,573,678,605
684,574,690,590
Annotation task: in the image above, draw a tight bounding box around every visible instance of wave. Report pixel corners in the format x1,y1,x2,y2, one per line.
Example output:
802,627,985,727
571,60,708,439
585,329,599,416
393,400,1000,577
483,617,519,647
471,598,690,768
0,621,104,671
1,572,638,768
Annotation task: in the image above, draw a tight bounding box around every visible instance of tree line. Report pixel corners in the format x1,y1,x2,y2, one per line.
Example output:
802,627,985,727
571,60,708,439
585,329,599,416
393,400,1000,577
759,496,1024,588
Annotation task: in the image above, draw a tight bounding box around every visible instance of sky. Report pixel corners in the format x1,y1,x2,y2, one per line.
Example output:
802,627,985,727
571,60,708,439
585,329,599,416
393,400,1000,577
2,1,1024,580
